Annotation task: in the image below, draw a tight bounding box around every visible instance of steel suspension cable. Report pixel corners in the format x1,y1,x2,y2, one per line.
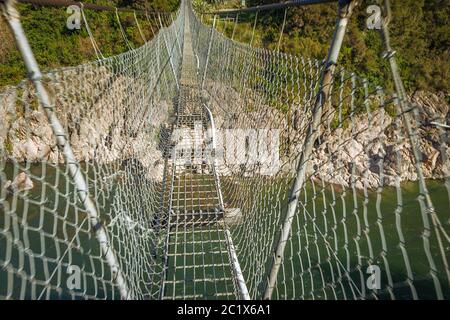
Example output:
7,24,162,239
250,10,258,46
116,7,134,51
134,10,146,43
277,8,288,52
79,2,104,60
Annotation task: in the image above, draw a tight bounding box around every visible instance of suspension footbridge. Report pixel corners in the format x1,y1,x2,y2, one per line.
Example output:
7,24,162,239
0,0,449,300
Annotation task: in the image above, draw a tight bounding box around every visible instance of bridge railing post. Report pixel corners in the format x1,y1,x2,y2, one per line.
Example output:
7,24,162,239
263,0,359,300
0,0,131,299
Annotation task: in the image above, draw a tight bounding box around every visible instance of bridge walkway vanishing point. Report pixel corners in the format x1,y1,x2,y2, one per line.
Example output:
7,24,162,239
1,0,449,301
159,8,247,300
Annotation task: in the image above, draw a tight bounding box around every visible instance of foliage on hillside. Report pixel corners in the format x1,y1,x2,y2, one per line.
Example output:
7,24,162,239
197,0,449,96
1,0,448,97
0,0,180,87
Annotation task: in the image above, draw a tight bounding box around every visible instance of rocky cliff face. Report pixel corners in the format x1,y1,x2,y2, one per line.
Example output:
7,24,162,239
0,67,173,182
309,92,449,189
203,80,449,189
1,67,448,190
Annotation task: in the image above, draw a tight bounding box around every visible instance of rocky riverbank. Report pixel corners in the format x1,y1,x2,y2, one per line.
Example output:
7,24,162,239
309,91,449,189
203,80,449,189
0,68,173,182
1,70,448,190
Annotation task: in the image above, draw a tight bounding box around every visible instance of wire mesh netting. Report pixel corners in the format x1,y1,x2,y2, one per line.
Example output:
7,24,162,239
0,6,184,299
1,0,449,300
190,4,450,300
158,9,239,299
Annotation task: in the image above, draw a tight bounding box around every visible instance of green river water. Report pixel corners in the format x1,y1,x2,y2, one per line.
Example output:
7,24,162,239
1,163,449,299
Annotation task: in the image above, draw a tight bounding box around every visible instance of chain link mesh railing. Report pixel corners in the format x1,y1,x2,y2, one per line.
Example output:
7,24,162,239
190,3,449,300
0,3,184,299
0,0,449,300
